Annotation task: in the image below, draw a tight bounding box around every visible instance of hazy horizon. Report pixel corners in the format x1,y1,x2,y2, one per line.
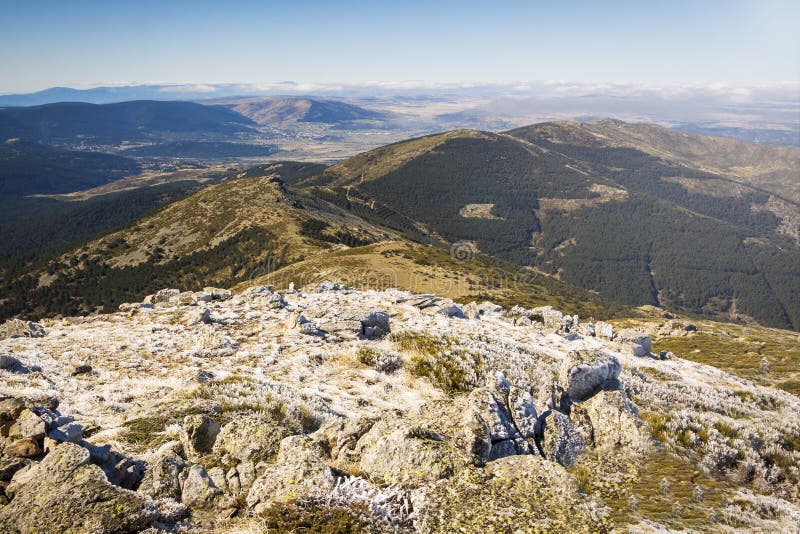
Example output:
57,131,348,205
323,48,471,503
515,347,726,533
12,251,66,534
2,0,798,94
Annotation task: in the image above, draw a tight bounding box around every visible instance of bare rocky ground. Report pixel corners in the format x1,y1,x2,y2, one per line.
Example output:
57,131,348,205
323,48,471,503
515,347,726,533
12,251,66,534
0,284,798,533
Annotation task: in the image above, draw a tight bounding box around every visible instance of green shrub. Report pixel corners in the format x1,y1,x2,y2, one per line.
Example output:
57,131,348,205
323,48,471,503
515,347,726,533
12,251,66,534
356,346,380,366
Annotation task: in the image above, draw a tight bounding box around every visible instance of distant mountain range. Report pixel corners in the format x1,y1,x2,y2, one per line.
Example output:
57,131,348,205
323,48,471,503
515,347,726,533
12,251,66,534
2,83,797,147
0,98,395,148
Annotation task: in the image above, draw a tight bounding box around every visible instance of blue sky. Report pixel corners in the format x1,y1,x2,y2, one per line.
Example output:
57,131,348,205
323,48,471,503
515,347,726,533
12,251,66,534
1,0,798,93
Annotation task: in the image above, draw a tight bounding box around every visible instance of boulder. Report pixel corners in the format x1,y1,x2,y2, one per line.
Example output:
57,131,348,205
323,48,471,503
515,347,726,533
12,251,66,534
558,350,621,403
144,288,180,305
0,319,46,340
203,287,232,301
460,380,539,462
8,409,45,439
316,281,347,292
0,354,20,371
239,285,274,300
514,316,533,327
181,464,221,508
416,455,610,532
617,329,653,355
487,438,534,461
299,321,323,336
0,398,24,430
321,417,378,465
571,389,652,453
139,442,187,501
465,388,519,442
507,386,538,440
180,415,220,461
0,442,157,533
170,292,197,306
532,306,564,330
0,457,29,481
246,435,336,513
4,438,42,458
118,302,153,312
595,321,614,339
47,421,84,443
318,319,362,336
102,451,146,490
183,307,211,326
461,302,482,320
267,292,287,309
439,304,465,319
354,416,468,485
4,462,37,498
360,310,390,338
537,410,586,466
194,291,213,303
207,466,228,493
457,406,492,466
213,415,293,464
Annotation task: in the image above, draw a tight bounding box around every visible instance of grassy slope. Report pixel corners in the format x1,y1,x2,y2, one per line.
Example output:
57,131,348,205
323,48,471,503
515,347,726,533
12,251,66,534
238,240,628,320
611,310,800,396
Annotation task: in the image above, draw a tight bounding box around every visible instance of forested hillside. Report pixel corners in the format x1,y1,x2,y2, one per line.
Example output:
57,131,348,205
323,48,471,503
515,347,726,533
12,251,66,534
297,122,800,329
0,100,255,144
0,139,140,195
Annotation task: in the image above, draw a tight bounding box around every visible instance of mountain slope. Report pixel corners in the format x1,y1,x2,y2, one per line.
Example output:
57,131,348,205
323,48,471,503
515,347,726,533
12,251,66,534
0,100,256,144
0,168,393,319
0,157,625,324
509,119,800,202
296,122,800,330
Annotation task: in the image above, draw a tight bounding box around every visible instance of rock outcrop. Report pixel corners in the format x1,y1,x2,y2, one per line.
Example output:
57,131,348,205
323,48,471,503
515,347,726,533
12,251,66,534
559,350,622,403
1,286,795,532
246,435,336,513
0,443,157,533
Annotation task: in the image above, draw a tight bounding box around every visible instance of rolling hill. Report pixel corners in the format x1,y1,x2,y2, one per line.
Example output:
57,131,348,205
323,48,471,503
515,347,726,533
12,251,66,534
0,100,256,145
295,121,800,329
212,97,390,126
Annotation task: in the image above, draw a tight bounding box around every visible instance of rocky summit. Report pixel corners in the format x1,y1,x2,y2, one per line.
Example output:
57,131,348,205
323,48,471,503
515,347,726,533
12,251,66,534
0,284,798,533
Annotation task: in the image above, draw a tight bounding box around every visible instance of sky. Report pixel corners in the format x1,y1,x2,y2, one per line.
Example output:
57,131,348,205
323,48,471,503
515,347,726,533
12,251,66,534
1,0,799,94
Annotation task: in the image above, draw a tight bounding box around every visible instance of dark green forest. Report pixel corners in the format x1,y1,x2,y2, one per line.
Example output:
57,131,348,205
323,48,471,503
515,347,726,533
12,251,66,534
0,181,202,278
0,100,255,144
0,140,140,195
